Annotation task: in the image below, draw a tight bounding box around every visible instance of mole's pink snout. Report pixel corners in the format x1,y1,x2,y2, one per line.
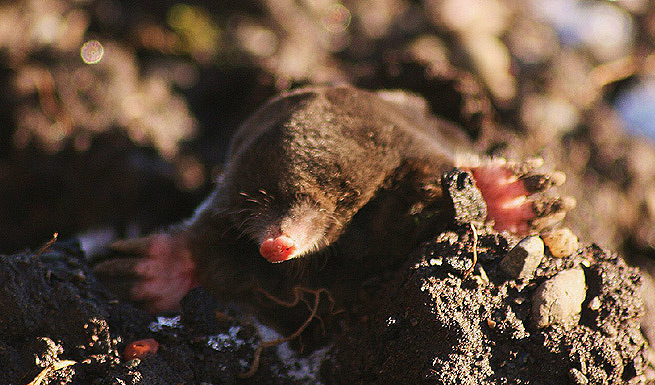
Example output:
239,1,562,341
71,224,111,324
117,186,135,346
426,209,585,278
259,235,297,263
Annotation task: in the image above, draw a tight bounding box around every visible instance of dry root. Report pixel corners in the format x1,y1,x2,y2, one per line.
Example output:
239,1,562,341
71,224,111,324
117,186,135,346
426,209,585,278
35,232,58,258
238,286,340,378
463,223,478,279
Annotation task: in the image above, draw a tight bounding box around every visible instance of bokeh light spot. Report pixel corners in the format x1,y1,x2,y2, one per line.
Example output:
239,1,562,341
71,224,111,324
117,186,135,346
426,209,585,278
80,40,104,64
322,3,351,33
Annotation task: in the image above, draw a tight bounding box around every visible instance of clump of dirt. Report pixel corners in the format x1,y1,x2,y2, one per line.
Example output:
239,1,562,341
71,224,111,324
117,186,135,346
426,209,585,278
0,240,320,384
1,201,650,383
324,228,649,384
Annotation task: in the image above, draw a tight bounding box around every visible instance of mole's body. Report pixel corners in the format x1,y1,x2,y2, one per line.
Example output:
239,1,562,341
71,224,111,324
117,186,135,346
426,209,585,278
98,86,572,313
199,86,468,263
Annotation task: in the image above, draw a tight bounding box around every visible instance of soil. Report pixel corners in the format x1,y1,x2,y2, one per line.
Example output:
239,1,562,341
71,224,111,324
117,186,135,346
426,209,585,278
2,0,655,383
0,239,321,384
1,214,649,384
324,232,648,385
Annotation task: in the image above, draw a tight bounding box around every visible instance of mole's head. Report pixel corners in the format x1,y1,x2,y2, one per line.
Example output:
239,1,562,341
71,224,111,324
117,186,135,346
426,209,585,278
234,192,339,263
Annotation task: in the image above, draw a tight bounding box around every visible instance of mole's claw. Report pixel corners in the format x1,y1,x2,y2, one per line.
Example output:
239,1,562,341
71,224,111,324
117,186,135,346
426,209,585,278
95,233,198,313
94,257,147,303
521,171,567,193
533,196,577,217
93,257,141,278
507,157,544,176
109,236,151,255
529,196,577,231
530,213,567,232
470,159,574,234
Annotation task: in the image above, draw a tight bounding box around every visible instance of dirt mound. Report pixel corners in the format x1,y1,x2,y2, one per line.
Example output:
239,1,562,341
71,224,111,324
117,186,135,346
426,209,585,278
325,229,648,384
0,240,321,384
1,226,649,384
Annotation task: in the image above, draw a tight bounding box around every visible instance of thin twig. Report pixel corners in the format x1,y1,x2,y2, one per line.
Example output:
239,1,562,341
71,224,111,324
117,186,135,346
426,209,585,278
35,232,58,258
27,360,76,385
464,223,478,279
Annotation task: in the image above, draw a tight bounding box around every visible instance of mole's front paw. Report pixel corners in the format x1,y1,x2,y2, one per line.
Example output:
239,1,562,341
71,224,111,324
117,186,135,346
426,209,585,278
470,159,576,234
94,234,198,313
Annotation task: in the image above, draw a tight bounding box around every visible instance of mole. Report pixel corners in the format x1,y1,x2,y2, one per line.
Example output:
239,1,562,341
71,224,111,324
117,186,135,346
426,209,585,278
95,86,574,314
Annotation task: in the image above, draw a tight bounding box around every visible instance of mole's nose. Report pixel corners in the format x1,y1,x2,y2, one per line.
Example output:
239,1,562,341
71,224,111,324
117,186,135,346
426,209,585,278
259,235,297,262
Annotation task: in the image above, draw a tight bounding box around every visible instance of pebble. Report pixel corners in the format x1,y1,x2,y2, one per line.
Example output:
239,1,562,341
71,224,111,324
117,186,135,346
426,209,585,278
532,266,586,328
588,296,601,311
542,227,579,258
569,368,589,385
499,235,544,280
600,323,618,338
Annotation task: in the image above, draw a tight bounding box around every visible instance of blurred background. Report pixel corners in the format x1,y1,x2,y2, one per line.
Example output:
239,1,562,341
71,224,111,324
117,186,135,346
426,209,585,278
1,0,655,275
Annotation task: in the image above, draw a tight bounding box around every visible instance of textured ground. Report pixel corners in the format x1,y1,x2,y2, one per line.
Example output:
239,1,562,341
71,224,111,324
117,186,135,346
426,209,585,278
1,222,650,384
2,0,655,383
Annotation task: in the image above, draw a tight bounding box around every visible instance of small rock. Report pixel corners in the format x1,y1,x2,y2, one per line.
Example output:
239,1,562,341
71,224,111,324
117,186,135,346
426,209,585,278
532,266,586,328
542,228,579,258
588,296,601,311
429,257,443,266
600,323,618,338
569,368,589,385
443,253,473,275
499,235,544,280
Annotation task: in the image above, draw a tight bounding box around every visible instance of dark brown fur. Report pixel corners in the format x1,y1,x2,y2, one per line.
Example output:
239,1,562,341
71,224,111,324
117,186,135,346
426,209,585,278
177,86,472,298
98,85,571,338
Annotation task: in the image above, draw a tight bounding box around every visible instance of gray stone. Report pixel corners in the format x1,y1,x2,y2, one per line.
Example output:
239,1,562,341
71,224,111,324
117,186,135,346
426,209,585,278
542,227,579,258
532,266,586,328
499,236,544,280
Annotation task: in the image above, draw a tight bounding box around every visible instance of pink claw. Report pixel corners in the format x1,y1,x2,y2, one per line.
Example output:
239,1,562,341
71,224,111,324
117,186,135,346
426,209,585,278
471,166,533,234
129,234,199,313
